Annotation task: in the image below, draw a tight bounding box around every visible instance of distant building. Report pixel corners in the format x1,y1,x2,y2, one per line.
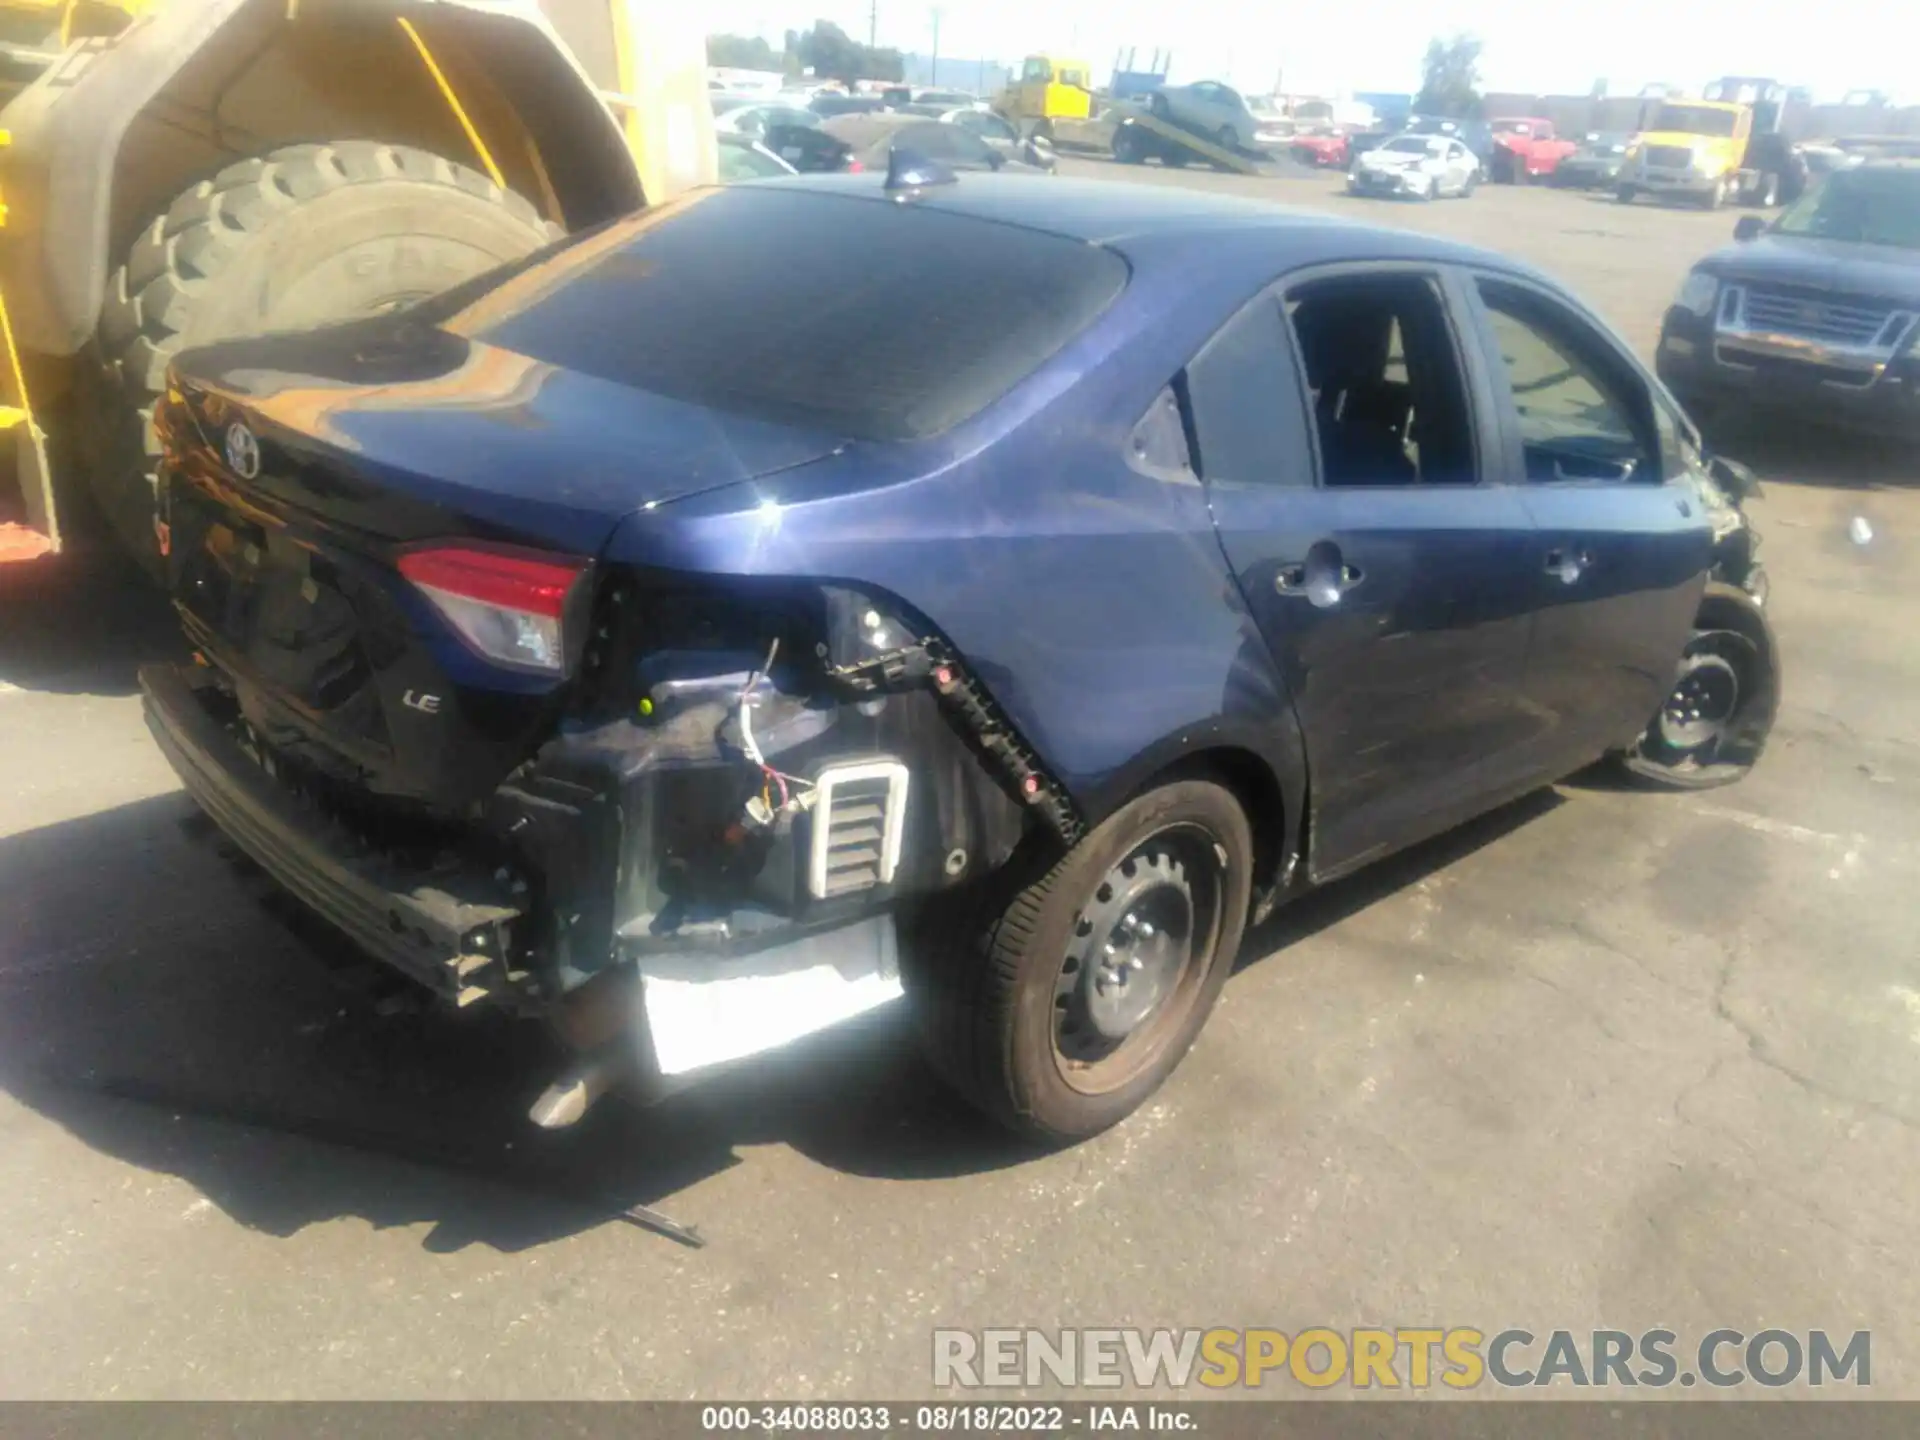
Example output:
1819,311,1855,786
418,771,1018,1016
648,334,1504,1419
898,51,1011,95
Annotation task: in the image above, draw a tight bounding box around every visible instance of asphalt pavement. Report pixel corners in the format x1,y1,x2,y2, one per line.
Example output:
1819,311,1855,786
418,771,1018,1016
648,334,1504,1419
0,167,1915,1400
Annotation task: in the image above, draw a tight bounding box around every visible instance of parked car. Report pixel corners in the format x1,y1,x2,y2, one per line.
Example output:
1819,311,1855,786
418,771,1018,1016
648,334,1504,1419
710,98,820,139
1247,95,1295,150
710,97,856,173
1550,132,1636,189
716,132,799,182
1143,79,1260,150
915,88,984,111
1487,116,1579,183
1347,134,1480,199
1656,161,1920,440
810,92,884,118
823,113,1055,175
1290,127,1351,168
937,107,1054,169
142,173,1775,1144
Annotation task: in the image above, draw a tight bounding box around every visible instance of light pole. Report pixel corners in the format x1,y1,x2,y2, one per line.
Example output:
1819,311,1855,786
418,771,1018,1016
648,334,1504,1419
930,7,943,86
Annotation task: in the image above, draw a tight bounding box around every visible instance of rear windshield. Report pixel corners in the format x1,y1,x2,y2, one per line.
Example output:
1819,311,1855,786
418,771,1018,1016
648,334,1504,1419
437,186,1127,442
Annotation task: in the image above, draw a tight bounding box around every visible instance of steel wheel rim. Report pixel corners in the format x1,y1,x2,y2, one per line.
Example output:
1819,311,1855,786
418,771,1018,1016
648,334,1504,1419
1658,652,1740,753
1050,823,1224,1096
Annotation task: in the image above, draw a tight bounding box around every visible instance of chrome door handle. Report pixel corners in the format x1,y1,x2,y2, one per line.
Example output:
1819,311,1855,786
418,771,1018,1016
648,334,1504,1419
1276,553,1363,607
1545,548,1592,584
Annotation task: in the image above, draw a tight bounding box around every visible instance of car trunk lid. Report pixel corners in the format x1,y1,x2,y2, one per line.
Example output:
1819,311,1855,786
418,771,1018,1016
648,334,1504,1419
161,321,847,811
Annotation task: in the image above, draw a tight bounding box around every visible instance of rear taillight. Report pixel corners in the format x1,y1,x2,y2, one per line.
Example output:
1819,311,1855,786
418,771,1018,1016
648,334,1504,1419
397,543,587,675
846,158,865,173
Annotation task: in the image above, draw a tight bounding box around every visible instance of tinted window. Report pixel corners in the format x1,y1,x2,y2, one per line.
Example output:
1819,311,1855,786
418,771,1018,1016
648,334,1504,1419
440,187,1128,442
1286,273,1477,487
1774,168,1920,250
1476,280,1656,482
1184,294,1307,486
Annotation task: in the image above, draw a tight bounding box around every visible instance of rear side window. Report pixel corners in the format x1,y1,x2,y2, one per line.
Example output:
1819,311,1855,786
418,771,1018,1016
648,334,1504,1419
1183,293,1308,486
441,187,1128,441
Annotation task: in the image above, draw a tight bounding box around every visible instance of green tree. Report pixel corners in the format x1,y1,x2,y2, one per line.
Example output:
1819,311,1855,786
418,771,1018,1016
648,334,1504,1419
1415,33,1483,118
787,20,900,83
706,33,781,70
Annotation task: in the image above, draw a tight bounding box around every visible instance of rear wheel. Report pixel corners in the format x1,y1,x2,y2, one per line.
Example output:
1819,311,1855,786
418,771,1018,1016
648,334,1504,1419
1616,184,1638,204
908,779,1252,1142
89,141,557,578
1113,127,1144,164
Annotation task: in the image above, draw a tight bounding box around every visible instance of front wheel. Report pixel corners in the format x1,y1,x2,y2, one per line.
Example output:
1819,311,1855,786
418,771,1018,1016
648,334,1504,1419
89,141,557,578
1616,586,1779,790
908,779,1253,1142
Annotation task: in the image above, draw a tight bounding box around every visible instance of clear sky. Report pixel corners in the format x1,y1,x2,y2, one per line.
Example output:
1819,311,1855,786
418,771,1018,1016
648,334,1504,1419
705,0,1906,102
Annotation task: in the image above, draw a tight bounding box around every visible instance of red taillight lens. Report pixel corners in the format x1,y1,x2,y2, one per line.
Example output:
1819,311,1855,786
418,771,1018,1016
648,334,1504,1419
846,158,865,173
397,543,587,675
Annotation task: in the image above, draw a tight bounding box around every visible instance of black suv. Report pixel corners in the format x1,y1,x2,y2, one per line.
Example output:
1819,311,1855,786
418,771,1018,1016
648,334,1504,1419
1657,161,1920,438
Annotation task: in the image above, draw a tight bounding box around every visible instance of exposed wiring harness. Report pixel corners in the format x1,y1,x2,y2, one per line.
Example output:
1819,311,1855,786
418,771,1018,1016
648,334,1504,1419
736,638,813,827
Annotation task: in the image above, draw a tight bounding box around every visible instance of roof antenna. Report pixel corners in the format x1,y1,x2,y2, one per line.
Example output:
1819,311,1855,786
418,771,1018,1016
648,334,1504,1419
884,145,958,197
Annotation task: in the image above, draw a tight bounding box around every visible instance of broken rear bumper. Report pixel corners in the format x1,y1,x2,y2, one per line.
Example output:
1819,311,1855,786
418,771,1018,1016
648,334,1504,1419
140,661,526,1007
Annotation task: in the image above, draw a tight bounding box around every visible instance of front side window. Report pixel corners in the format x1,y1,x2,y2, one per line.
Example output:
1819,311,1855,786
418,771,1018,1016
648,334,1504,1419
1022,57,1051,82
1475,280,1656,483
1285,273,1477,487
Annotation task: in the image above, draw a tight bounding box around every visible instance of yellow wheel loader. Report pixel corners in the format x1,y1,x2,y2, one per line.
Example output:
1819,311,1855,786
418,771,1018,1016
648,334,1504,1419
0,0,715,571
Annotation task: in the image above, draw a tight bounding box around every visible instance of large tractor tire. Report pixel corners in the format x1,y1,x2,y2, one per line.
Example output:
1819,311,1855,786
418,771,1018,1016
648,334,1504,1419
90,141,558,578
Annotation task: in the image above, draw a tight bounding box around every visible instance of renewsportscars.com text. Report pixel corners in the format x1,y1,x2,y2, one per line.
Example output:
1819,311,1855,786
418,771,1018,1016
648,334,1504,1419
932,1328,1871,1390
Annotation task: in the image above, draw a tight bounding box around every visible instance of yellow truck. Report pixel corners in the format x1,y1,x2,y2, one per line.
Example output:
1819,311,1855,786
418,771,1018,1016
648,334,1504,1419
1616,96,1752,207
991,53,1092,140
0,0,715,572
1616,81,1805,209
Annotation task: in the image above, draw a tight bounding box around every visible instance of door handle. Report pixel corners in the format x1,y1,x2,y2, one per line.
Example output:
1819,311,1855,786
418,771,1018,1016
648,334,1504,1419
1275,547,1363,607
1544,547,1592,585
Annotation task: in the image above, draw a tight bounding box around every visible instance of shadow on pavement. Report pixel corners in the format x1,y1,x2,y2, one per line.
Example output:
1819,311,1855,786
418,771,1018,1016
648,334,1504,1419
1236,787,1564,969
0,778,1568,1257
0,549,180,696
1704,414,1915,491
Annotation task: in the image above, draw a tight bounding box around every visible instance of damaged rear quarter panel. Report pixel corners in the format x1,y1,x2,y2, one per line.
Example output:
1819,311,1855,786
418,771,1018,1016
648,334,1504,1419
597,251,1309,838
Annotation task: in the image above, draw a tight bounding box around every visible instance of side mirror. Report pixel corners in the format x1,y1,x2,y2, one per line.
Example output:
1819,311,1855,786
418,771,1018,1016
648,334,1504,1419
1733,214,1767,242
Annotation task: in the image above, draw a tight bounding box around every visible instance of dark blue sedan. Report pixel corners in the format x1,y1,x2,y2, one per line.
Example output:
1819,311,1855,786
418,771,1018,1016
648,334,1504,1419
141,170,1778,1143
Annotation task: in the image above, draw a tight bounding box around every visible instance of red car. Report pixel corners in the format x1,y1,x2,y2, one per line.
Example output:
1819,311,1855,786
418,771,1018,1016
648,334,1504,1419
1290,127,1351,167
1488,117,1578,182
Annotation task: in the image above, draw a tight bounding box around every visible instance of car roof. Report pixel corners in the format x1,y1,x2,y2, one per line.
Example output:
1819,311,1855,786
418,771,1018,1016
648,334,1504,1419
737,172,1540,278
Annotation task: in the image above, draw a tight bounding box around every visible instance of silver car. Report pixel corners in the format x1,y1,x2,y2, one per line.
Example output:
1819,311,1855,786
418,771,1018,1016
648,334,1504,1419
1144,80,1259,150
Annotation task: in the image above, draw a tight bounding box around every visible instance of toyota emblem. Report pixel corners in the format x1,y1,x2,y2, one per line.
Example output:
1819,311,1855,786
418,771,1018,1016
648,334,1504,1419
224,421,261,480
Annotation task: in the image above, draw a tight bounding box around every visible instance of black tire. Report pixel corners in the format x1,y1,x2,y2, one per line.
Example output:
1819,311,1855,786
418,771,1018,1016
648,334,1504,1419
1616,184,1637,204
1616,584,1780,790
1113,127,1143,164
907,779,1253,1143
1162,149,1190,169
91,141,557,577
